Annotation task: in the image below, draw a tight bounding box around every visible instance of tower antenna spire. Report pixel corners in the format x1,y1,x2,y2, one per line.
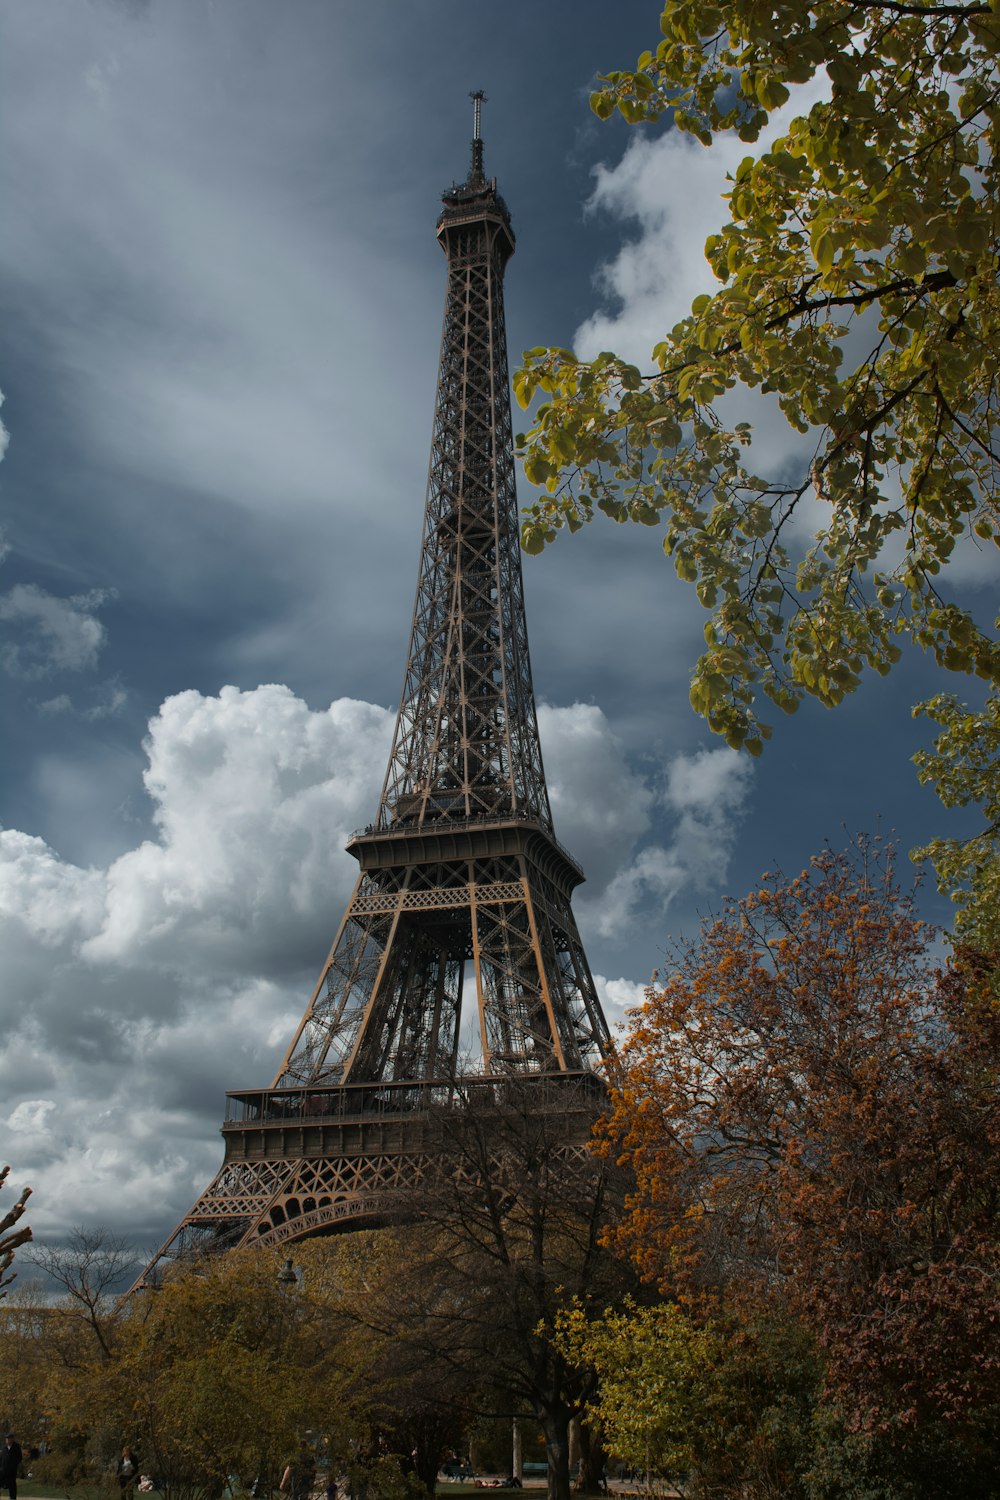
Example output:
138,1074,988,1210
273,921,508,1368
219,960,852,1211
469,88,486,183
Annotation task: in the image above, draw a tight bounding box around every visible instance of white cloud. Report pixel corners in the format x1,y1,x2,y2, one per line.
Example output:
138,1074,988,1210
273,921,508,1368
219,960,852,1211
664,745,755,888
6,1099,57,1135
577,88,828,477
592,746,753,937
539,704,754,940
0,583,112,678
578,130,737,367
84,684,394,971
579,86,829,368
0,684,749,1243
0,829,107,945
594,973,648,1033
539,702,653,888
0,684,394,1237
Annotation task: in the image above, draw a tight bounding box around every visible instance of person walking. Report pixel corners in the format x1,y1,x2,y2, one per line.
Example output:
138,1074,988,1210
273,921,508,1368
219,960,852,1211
0,1436,22,1500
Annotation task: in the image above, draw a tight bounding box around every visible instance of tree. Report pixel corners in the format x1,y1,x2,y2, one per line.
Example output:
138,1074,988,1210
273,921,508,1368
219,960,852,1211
75,1249,357,1500
603,843,1000,1446
515,0,1000,752
294,1228,474,1497
27,1227,137,1362
0,1284,52,1442
305,1078,633,1500
914,690,1000,963
554,1300,821,1500
0,1167,31,1298
555,1300,716,1484
414,1078,632,1500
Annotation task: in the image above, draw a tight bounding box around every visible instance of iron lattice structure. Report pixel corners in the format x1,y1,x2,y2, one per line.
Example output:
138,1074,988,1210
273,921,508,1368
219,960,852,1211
139,102,612,1281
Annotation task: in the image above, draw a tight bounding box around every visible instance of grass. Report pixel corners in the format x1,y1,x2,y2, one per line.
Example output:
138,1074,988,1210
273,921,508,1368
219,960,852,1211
20,1489,142,1500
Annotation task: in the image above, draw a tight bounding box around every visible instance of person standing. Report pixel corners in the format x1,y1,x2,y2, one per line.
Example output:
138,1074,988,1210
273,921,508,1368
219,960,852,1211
117,1446,140,1500
0,1436,22,1500
281,1443,316,1500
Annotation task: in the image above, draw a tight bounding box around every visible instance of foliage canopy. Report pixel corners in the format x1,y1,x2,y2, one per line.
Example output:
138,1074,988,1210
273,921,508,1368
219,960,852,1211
914,689,1000,957
554,1301,821,1498
603,844,1000,1433
516,0,1000,753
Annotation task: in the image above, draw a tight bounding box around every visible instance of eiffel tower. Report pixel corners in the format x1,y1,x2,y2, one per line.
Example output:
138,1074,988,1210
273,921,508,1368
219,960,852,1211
141,98,612,1281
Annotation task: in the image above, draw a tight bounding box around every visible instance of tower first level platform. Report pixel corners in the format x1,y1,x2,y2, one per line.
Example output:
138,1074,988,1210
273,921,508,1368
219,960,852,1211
154,1072,606,1261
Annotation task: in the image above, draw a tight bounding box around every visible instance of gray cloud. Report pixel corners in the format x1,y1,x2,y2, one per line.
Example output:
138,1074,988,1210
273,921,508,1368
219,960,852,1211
589,746,754,938
0,584,112,678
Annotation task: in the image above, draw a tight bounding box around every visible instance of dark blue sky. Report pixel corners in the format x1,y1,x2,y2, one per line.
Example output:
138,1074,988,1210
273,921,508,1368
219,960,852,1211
0,1,987,1247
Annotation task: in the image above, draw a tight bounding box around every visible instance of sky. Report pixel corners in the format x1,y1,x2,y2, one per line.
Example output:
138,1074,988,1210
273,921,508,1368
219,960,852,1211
0,0,992,1258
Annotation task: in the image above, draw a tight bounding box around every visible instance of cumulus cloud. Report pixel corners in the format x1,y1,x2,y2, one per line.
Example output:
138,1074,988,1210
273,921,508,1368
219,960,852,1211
0,684,747,1243
577,88,828,476
589,746,754,938
0,583,112,679
82,684,395,973
593,973,648,1033
539,703,753,955
578,130,740,368
0,684,394,1237
539,702,653,889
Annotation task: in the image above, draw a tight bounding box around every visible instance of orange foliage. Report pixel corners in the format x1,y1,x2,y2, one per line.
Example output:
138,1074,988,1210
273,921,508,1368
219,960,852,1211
604,843,1000,1429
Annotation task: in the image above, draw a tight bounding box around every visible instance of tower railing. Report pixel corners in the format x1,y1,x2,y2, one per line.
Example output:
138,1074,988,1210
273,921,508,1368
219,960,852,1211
349,811,585,881
223,1070,607,1130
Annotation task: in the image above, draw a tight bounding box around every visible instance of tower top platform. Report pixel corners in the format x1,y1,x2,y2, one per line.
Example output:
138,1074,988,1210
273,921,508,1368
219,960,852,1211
438,90,514,252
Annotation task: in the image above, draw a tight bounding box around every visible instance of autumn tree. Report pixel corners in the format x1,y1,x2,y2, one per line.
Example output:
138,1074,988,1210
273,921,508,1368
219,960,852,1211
604,844,1000,1457
76,1249,357,1500
554,1300,821,1499
308,1078,633,1500
293,1229,473,1497
0,1286,52,1443
416,1077,632,1500
516,0,1000,753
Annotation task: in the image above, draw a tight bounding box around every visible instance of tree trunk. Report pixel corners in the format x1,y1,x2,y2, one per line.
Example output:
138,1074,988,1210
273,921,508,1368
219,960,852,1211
568,1420,580,1482
512,1419,523,1485
573,1419,606,1495
543,1412,572,1500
